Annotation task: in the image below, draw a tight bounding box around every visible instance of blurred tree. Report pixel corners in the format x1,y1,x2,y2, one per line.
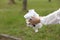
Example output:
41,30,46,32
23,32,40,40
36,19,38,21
23,0,27,10
19,0,21,1
49,0,51,2
9,0,16,4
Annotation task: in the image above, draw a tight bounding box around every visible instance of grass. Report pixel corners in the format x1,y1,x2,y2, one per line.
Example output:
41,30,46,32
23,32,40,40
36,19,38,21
0,0,60,40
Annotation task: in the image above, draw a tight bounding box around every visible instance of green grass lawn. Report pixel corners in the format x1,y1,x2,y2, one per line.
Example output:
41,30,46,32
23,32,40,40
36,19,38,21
0,0,60,40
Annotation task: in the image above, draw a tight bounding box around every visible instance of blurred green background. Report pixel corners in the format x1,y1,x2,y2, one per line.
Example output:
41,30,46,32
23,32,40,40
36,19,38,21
0,0,60,40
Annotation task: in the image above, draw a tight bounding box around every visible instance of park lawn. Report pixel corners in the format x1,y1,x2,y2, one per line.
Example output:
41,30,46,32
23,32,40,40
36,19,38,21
0,0,60,40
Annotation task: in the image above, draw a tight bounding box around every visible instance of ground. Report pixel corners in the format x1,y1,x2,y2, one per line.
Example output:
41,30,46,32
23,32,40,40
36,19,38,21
0,0,60,40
